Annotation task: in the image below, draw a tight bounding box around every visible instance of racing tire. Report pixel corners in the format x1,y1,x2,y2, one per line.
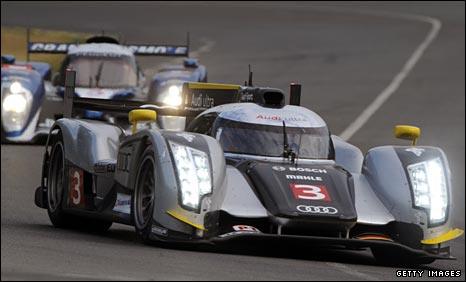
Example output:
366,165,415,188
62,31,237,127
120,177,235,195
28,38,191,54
371,247,436,266
47,137,77,227
132,148,157,244
47,134,112,232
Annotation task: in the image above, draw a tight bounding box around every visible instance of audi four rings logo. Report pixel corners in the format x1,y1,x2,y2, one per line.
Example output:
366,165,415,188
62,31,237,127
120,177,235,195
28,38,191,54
296,205,338,214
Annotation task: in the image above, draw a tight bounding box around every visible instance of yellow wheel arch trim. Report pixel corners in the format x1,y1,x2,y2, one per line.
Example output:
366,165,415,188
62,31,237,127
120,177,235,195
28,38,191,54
187,82,241,90
421,228,464,245
166,210,206,231
128,109,157,134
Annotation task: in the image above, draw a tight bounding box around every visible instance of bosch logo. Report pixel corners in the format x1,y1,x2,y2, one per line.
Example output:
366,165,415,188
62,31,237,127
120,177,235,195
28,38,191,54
272,166,327,173
272,166,286,171
296,205,338,214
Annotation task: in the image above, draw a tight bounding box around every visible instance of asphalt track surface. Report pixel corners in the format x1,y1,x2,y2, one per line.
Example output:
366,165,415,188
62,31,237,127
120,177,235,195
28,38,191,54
1,1,465,281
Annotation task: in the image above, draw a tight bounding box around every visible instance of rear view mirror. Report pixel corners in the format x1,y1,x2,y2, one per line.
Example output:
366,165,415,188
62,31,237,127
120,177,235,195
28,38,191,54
394,125,421,146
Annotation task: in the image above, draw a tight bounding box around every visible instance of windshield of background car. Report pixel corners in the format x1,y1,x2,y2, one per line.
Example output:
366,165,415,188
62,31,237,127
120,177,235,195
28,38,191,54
213,118,331,159
68,55,137,88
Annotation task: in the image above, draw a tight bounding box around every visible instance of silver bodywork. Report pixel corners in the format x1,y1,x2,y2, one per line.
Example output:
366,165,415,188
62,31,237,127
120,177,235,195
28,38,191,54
32,74,460,265
50,113,454,245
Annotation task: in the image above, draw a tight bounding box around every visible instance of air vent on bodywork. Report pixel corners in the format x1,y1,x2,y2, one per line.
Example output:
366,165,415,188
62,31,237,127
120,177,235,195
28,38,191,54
263,91,284,108
240,87,285,108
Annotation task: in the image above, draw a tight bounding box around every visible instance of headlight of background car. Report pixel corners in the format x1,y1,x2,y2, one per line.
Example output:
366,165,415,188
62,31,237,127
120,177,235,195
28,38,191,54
169,141,212,210
1,81,33,132
162,85,182,107
407,158,448,225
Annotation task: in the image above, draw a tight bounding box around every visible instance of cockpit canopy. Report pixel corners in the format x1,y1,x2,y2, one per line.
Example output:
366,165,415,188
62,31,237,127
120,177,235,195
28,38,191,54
213,118,332,159
67,54,137,88
187,103,335,160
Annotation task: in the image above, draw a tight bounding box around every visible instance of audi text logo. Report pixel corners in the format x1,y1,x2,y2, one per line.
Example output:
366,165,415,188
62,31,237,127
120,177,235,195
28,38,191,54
296,205,338,214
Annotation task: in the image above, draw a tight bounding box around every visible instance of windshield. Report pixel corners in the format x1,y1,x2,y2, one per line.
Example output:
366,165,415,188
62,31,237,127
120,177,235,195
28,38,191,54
68,55,137,88
213,118,331,159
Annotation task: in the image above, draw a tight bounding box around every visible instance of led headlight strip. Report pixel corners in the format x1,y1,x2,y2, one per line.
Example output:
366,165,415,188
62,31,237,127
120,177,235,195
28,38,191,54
407,157,448,225
168,141,212,211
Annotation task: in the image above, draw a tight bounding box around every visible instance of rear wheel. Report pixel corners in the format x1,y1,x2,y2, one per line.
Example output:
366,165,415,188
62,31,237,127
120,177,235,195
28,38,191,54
133,149,156,243
47,134,112,232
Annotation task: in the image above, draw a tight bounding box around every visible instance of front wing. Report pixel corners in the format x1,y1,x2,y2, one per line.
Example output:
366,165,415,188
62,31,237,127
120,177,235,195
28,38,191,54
208,233,454,261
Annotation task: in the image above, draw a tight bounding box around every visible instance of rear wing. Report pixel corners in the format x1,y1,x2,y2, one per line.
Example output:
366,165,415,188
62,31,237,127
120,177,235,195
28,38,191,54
63,70,242,118
28,32,191,57
63,70,301,118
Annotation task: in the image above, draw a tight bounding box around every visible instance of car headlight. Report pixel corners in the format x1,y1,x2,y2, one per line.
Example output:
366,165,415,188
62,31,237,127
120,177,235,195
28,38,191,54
1,82,33,132
169,141,212,211
162,85,182,107
407,158,448,225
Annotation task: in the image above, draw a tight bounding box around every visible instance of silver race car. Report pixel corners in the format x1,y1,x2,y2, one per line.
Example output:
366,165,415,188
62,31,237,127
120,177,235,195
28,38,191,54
35,70,463,265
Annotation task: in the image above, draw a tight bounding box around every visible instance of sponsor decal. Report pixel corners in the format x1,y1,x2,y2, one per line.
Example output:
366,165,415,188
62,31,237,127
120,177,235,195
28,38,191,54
240,91,254,102
94,161,116,173
296,205,338,214
69,168,84,207
290,184,331,201
112,193,131,214
272,166,327,173
127,45,188,56
28,43,77,53
288,167,327,173
218,225,261,238
232,225,261,232
28,42,188,56
3,64,32,71
405,148,425,157
190,93,215,109
272,166,286,171
151,226,168,236
256,114,306,122
286,174,322,181
176,133,196,142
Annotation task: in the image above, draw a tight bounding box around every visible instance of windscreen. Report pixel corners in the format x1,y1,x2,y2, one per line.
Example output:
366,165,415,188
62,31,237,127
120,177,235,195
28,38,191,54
213,118,331,159
68,55,137,88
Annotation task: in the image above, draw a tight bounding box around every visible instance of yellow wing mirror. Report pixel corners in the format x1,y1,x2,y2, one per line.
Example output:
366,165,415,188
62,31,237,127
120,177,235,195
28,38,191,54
128,109,157,134
394,125,421,146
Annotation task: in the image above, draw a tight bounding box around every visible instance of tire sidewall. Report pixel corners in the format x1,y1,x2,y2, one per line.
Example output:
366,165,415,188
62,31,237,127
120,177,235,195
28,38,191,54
46,138,68,226
132,148,156,242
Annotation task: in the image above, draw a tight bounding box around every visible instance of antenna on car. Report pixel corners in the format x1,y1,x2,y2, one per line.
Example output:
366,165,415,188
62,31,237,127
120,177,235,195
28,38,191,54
248,64,253,87
282,121,297,164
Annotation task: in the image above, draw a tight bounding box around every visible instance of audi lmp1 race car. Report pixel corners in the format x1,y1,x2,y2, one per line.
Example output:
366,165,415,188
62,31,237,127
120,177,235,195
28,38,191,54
34,70,463,265
1,55,61,143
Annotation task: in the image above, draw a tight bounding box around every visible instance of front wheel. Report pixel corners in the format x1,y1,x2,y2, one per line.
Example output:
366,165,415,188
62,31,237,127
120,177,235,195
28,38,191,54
133,149,156,243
